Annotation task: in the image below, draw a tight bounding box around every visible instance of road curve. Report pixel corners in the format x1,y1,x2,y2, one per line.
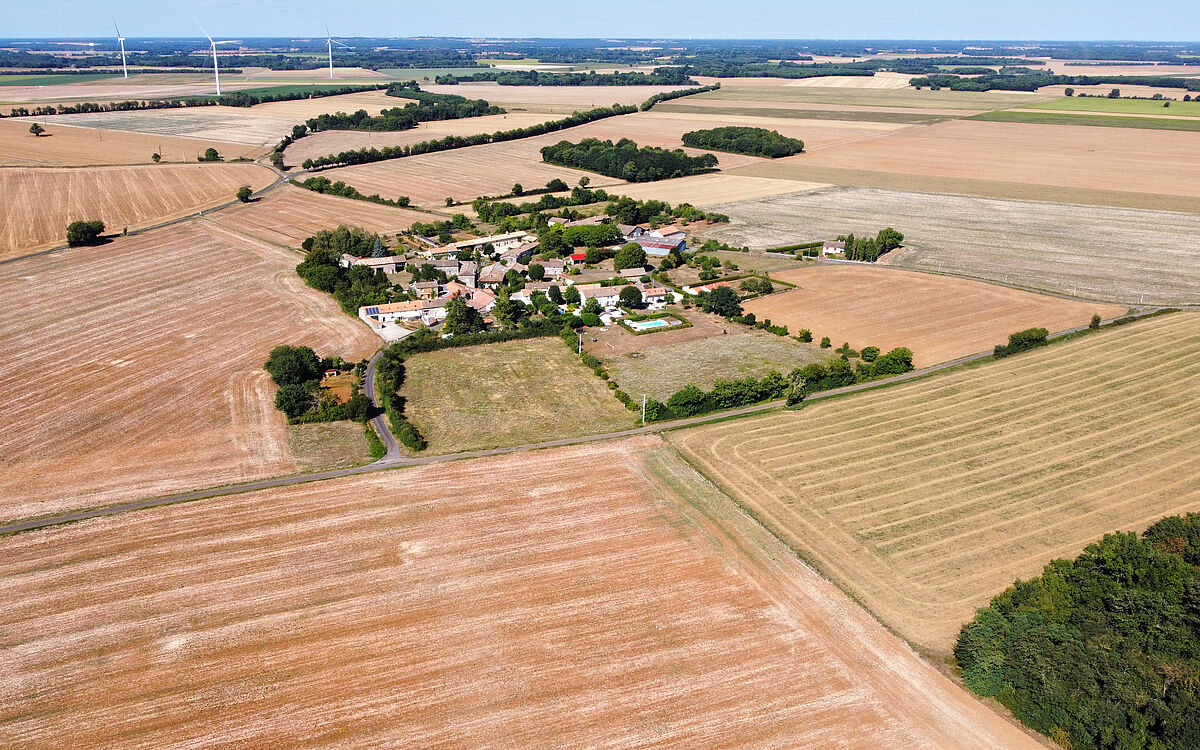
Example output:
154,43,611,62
2,309,1166,536
363,349,401,459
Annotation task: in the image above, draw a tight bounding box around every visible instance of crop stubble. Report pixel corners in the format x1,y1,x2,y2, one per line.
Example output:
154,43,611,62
0,437,1043,749
671,313,1200,653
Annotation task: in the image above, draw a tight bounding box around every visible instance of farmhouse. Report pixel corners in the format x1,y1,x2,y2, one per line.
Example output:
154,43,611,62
422,247,462,261
411,280,440,299
633,237,686,256
684,280,736,296
576,284,623,310
359,298,446,328
620,267,647,280
568,252,587,264
642,286,671,307
823,240,846,257
540,259,566,278
339,254,406,274
617,224,646,239
451,231,530,254
479,262,507,287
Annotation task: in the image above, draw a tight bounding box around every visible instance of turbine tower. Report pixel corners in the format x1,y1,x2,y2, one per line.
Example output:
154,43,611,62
113,19,128,79
325,24,350,80
195,19,237,97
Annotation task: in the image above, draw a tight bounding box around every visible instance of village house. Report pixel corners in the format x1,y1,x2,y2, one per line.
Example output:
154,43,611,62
633,237,686,256
617,224,646,240
567,252,587,265
339,254,406,274
454,261,478,287
410,280,440,299
511,281,560,304
575,283,623,310
539,259,566,278
359,298,448,336
684,280,736,296
620,267,648,281
478,262,507,287
823,240,846,257
450,231,530,255
422,247,462,261
641,285,671,308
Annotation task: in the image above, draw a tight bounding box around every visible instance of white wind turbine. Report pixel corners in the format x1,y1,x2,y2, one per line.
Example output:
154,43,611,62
113,19,128,78
195,19,238,97
325,24,350,79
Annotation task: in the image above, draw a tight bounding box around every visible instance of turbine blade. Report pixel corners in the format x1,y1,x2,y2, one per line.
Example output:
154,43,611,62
113,18,122,39
194,17,213,43
326,21,331,39
334,40,351,48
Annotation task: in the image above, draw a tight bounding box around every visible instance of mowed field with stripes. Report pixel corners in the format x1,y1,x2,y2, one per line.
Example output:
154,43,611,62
670,313,1200,654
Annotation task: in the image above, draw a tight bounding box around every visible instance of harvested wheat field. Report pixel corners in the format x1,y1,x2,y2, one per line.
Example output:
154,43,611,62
283,111,564,166
402,337,634,453
0,119,264,166
707,186,1200,304
0,437,1044,749
606,173,823,206
0,221,378,524
733,119,1200,202
422,82,681,108
784,72,915,88
746,265,1125,367
671,313,1200,654
209,185,431,247
0,163,276,259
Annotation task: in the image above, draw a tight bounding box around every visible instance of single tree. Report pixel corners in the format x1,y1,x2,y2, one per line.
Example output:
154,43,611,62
444,197,455,207
28,123,44,137
578,175,590,187
443,295,483,335
198,147,221,162
65,220,105,247
703,286,742,318
564,284,581,304
370,237,387,258
151,152,161,163
820,336,832,348
613,242,648,272
583,297,602,315
511,183,524,196
236,185,253,203
619,285,643,309
548,285,564,304
527,263,545,281
264,345,323,387
1090,314,1102,330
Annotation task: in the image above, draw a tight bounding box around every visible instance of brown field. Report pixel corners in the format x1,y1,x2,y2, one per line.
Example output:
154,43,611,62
0,220,379,523
671,313,1200,655
0,119,265,166
282,111,565,166
421,82,682,108
687,81,1050,109
286,421,371,473
0,163,276,259
745,265,1125,367
402,337,634,453
783,72,915,89
208,185,432,247
732,119,1200,201
707,186,1200,305
604,173,823,206
0,437,1044,749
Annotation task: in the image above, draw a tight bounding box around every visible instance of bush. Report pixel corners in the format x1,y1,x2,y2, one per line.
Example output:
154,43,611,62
580,312,601,326
65,219,105,246
1090,313,1101,329
666,384,709,417
820,336,831,348
796,329,812,343
993,327,1049,358
236,185,252,202
860,345,880,362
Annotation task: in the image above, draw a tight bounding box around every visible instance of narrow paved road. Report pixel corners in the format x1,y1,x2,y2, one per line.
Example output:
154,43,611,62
1,308,1165,536
363,349,401,459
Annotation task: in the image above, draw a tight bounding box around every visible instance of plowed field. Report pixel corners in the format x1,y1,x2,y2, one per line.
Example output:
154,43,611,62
746,265,1125,367
671,313,1200,654
0,438,1043,749
0,221,378,523
0,163,276,259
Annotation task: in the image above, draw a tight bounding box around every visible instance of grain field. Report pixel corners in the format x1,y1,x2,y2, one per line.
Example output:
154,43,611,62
0,438,1044,749
671,313,1200,654
0,119,264,167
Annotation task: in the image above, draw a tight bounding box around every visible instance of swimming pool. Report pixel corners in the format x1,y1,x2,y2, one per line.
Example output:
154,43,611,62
627,318,679,332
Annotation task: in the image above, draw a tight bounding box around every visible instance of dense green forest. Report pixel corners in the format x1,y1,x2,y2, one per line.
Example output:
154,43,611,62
681,126,804,158
956,514,1200,750
540,137,718,182
434,67,695,86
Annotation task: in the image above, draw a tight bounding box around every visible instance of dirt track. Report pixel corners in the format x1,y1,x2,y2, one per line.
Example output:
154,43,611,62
0,437,1045,749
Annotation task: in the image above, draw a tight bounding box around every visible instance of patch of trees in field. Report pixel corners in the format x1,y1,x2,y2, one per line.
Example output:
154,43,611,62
839,228,904,262
301,104,637,169
541,137,718,182
681,126,804,158
264,345,370,423
373,347,425,451
957,514,1200,750
435,67,695,87
305,87,502,132
295,226,396,314
65,220,105,246
911,71,1200,92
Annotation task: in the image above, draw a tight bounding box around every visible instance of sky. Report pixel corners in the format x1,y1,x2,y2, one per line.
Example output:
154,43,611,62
3,0,1198,41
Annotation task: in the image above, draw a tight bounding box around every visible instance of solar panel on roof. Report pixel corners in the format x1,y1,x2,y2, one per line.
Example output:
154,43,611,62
366,307,379,315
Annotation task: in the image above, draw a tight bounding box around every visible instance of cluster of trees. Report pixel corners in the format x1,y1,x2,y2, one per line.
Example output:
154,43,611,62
435,67,695,87
295,227,395,314
640,83,723,111
299,176,411,208
305,91,501,133
373,347,425,451
65,220,105,247
659,372,792,420
681,126,805,158
911,71,1200,93
3,84,386,118
301,104,637,170
473,184,609,225
993,327,1049,358
956,514,1200,750
541,137,719,182
840,228,904,262
264,345,370,423
196,147,221,162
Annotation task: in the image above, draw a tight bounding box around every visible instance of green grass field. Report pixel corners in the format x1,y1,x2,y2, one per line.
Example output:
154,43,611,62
0,74,118,86
401,337,634,453
1022,96,1200,116
968,109,1200,132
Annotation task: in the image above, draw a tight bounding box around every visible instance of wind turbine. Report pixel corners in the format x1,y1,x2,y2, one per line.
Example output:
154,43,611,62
195,19,237,97
113,19,128,78
325,24,350,79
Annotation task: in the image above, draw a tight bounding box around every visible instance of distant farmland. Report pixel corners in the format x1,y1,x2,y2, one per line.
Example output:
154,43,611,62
707,186,1200,304
671,313,1200,654
0,437,1043,749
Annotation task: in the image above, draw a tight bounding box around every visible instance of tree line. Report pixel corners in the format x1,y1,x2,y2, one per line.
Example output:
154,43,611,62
301,104,637,169
540,137,718,182
681,126,804,158
956,513,1200,750
304,86,502,133
910,71,1200,93
298,176,412,209
434,67,695,87
640,83,723,111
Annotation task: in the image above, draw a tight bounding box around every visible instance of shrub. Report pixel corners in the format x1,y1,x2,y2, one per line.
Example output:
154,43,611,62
666,384,709,417
236,185,252,202
820,336,831,348
993,327,1049,358
1090,314,1101,329
580,312,601,326
860,345,880,362
796,329,812,343
65,219,105,246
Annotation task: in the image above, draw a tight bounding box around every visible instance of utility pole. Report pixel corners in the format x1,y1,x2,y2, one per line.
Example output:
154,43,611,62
641,394,646,426
578,331,583,354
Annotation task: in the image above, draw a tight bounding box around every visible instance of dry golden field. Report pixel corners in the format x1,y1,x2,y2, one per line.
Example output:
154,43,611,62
604,173,824,206
0,119,265,166
209,185,431,246
0,438,1044,749
421,82,681,108
747,265,1126,367
0,163,276,259
0,220,378,524
671,313,1200,654
401,337,634,453
706,186,1200,304
731,119,1200,206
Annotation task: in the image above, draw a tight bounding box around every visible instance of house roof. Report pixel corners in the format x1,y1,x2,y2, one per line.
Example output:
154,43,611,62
450,231,529,249
642,287,669,297
569,253,587,261
634,239,684,251
617,224,642,236
824,240,846,249
457,261,478,274
620,267,646,278
412,281,439,289
354,255,404,266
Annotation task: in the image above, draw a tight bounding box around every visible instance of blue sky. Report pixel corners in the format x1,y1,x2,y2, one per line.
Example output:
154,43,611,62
4,0,1198,41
